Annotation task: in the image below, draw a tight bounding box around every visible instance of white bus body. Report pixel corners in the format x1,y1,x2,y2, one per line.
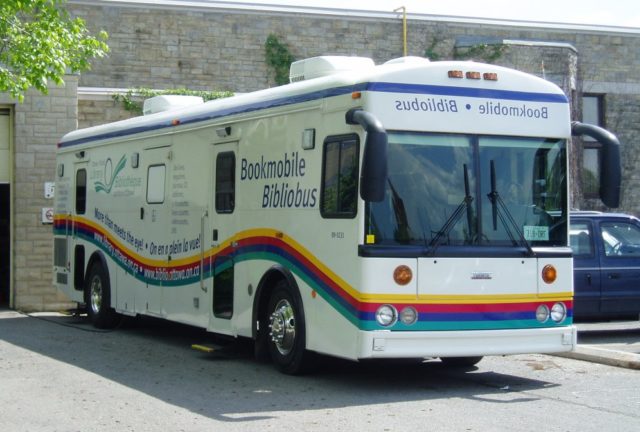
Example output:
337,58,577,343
54,56,619,373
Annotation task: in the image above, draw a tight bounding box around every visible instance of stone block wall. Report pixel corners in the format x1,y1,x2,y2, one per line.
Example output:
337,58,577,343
1,75,78,311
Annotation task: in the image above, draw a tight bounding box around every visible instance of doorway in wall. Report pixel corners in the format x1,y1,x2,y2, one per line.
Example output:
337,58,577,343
0,184,9,306
0,107,10,307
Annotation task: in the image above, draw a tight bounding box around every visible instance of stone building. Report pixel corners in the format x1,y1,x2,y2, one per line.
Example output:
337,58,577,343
1,0,639,310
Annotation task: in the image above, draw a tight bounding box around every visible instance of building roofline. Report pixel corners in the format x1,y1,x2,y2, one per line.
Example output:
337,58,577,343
69,0,640,36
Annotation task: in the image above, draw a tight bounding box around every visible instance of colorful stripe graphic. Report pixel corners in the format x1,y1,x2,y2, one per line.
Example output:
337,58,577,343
54,215,573,331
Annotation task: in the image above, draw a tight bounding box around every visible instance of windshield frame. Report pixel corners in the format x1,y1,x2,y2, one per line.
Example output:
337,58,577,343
362,131,569,257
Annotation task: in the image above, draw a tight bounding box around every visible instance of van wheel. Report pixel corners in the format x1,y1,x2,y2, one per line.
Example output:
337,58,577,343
85,262,119,329
440,356,483,368
267,280,310,374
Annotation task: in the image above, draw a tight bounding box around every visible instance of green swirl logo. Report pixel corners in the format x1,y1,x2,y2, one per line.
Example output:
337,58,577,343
95,155,127,193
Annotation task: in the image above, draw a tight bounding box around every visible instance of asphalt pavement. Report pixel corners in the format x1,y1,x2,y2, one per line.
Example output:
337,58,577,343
2,308,639,369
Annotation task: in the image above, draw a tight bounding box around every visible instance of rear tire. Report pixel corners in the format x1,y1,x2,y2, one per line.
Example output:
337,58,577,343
267,280,311,374
440,356,483,368
85,262,119,329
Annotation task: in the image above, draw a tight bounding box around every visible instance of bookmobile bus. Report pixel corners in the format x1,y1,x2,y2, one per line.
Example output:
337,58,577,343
54,56,621,374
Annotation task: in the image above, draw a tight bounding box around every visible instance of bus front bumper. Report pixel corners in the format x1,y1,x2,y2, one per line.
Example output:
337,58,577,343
357,326,577,359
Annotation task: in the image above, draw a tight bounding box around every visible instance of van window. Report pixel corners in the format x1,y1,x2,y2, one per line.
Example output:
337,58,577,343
601,221,640,257
569,222,593,256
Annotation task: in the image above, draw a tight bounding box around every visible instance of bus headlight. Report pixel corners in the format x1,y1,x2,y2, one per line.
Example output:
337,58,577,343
399,306,418,325
536,304,550,323
376,305,397,327
550,302,567,323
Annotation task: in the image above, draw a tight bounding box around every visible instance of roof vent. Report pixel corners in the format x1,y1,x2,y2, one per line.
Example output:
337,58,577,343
289,56,375,83
143,95,204,115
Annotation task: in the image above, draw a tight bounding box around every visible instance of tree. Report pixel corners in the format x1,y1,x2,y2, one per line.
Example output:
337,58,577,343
0,0,108,102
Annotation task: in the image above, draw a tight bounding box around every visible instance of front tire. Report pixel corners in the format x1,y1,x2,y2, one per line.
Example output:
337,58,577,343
85,262,119,329
267,281,311,374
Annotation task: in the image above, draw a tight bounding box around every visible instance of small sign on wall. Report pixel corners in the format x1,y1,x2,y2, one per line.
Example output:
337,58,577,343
44,182,55,199
42,207,54,224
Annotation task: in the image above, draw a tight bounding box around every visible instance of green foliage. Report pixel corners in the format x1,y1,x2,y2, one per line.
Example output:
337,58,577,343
0,0,109,102
423,37,442,61
454,43,507,63
264,34,295,86
112,87,234,115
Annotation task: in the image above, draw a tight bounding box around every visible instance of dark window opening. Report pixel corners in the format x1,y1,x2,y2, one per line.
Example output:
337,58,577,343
74,245,85,291
321,135,359,218
75,169,87,214
215,152,235,213
213,256,233,319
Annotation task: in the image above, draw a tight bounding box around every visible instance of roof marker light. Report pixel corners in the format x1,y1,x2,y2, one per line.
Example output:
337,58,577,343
448,70,464,79
466,71,481,80
483,72,498,81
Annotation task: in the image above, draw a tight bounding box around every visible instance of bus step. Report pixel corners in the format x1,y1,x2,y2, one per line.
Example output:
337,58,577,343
191,343,224,354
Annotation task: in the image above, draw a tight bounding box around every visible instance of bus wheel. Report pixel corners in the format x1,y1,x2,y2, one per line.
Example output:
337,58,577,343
440,356,483,368
267,281,310,374
85,262,119,329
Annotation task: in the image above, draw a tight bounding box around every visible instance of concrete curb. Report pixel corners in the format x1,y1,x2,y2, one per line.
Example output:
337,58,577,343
555,345,640,370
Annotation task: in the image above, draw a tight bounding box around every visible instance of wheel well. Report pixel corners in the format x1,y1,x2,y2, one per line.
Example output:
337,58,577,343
84,251,109,288
252,266,298,339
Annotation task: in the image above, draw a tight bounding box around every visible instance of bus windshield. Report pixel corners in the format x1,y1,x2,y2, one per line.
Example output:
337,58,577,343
365,132,567,249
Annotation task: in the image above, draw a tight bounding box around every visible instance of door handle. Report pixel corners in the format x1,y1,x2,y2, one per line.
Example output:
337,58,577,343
586,273,592,285
608,273,621,279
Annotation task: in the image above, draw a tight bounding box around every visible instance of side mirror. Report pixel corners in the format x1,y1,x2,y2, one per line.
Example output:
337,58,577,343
346,109,387,202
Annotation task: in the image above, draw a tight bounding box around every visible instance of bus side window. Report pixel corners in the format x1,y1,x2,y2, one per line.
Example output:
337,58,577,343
75,168,87,214
321,135,359,218
146,164,166,204
215,151,235,214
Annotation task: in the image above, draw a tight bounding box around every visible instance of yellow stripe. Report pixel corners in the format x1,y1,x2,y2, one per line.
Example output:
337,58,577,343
358,292,573,304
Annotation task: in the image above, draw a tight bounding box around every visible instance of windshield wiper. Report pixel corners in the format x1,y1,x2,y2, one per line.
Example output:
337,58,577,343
429,164,474,255
487,160,535,256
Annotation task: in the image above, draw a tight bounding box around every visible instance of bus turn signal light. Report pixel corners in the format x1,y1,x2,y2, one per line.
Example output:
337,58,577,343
542,265,557,284
393,265,413,285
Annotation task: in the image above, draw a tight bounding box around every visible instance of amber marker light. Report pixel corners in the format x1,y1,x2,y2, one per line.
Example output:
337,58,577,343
351,91,362,99
542,264,557,284
466,71,481,80
393,265,413,286
171,119,181,126
483,72,498,81
448,70,464,78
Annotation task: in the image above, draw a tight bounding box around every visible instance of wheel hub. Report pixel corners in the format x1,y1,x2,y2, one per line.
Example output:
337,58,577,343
269,299,296,355
90,275,103,314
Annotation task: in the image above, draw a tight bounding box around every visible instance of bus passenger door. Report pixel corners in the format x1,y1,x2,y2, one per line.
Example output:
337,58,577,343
139,145,171,316
70,162,88,297
206,142,238,335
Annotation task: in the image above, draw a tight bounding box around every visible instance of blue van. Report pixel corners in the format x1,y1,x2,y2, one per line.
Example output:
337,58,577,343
570,211,640,320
